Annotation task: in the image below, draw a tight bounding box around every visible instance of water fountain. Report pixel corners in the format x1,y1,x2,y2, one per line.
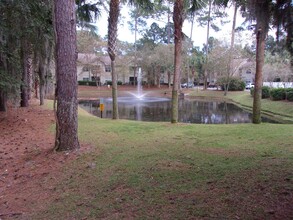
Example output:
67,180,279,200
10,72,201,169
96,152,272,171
117,67,169,103
78,68,280,124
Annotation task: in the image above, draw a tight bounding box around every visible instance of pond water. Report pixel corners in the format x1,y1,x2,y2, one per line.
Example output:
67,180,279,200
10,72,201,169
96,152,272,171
79,98,278,124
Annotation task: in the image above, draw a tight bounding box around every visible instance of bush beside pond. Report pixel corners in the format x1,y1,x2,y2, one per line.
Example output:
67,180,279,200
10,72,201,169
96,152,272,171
218,77,245,91
251,87,293,102
250,86,271,99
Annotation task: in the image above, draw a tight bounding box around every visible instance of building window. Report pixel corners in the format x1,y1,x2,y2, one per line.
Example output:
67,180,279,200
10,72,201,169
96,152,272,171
83,77,89,81
105,65,111,72
246,69,252,74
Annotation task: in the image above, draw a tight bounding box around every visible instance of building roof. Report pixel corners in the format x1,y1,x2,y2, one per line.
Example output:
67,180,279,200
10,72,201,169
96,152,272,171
77,53,111,66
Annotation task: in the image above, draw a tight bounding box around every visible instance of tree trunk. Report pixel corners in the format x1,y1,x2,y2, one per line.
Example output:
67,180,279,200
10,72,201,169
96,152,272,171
107,0,120,119
225,1,238,97
168,71,171,88
203,0,212,90
38,63,45,106
0,89,7,112
111,60,119,119
20,40,29,107
252,28,265,124
252,2,270,124
171,0,184,123
54,0,80,151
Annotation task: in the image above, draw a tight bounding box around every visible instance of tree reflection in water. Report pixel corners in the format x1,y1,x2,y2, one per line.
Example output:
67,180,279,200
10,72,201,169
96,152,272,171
79,99,278,124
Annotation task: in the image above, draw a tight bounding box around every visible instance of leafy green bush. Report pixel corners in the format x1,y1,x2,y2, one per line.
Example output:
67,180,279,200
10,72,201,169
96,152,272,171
117,81,123,85
261,86,271,99
105,80,112,86
78,81,88,86
218,77,245,91
286,88,293,101
250,86,270,99
78,81,97,86
88,81,97,86
270,88,286,100
250,87,254,96
287,91,293,101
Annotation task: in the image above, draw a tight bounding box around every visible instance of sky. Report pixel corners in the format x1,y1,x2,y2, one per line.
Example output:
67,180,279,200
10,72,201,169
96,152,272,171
95,4,252,49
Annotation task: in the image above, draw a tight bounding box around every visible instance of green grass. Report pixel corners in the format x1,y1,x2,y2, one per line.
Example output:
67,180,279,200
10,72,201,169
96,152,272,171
31,104,293,219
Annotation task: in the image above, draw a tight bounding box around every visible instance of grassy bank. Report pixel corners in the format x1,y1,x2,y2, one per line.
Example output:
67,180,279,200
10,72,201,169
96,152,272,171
32,106,293,219
188,89,293,122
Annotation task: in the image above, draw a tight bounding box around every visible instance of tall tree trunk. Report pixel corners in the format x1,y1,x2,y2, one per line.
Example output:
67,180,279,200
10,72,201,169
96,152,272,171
225,1,237,96
0,89,7,112
108,0,120,119
252,3,270,124
38,61,46,106
111,60,119,118
203,0,212,90
171,0,184,123
134,13,138,87
20,40,29,107
0,51,7,112
54,0,80,151
167,71,171,88
252,28,266,124
285,0,293,69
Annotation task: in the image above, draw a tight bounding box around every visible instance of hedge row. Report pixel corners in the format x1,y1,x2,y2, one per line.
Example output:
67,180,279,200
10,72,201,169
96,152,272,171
251,87,293,101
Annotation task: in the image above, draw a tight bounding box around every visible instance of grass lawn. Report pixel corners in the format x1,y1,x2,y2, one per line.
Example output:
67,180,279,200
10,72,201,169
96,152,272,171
32,97,293,219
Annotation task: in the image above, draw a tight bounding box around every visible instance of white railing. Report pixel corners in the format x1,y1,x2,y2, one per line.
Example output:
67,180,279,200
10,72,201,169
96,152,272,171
263,82,293,88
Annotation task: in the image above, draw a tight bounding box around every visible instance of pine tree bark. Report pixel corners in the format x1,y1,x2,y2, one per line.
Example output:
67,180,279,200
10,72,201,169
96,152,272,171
0,89,7,112
171,0,184,123
20,40,29,107
54,0,80,151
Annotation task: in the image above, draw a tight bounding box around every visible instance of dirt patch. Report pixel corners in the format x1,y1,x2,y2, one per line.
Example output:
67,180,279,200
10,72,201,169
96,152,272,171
0,100,91,219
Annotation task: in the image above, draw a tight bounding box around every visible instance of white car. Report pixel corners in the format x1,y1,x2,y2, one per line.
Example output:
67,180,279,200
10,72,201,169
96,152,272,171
246,83,254,89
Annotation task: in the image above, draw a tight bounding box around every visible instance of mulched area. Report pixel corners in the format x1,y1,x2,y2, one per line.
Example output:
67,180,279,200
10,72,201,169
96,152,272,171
0,101,85,219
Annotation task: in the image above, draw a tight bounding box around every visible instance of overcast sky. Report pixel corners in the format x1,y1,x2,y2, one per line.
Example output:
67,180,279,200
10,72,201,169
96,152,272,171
95,5,252,49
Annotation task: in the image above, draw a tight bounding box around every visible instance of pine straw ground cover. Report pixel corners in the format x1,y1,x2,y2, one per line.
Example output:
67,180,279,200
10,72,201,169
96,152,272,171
0,88,292,219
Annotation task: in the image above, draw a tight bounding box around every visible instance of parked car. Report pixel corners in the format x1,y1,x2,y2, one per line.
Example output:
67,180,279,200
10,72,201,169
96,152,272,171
181,82,194,88
245,83,254,89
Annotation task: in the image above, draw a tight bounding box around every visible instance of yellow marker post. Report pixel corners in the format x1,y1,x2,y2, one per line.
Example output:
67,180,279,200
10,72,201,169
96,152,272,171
100,103,104,118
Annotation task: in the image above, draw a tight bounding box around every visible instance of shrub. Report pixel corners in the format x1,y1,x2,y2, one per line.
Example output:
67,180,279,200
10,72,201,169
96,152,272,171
105,81,112,86
218,77,245,91
261,86,271,99
78,81,97,86
117,81,123,85
250,87,254,96
286,88,293,101
88,81,97,86
250,86,271,99
78,81,88,86
270,88,286,100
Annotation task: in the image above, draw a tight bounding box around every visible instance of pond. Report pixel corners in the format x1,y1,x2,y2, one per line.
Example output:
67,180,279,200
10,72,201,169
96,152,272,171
79,97,279,124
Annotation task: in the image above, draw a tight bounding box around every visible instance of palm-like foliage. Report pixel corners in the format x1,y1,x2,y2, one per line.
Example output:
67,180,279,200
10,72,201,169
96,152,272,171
273,0,293,67
76,0,101,29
